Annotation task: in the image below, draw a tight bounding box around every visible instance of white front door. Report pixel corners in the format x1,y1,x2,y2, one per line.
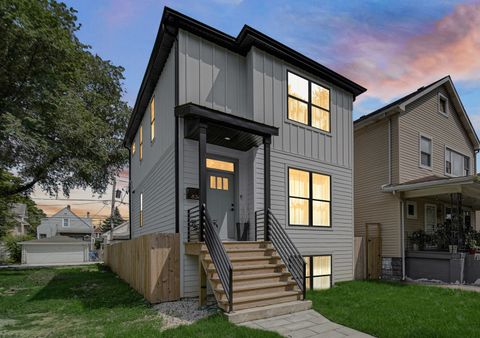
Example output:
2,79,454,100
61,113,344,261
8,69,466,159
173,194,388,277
425,204,437,234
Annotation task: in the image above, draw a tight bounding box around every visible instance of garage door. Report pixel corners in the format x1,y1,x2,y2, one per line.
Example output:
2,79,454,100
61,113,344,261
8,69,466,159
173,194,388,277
24,244,86,264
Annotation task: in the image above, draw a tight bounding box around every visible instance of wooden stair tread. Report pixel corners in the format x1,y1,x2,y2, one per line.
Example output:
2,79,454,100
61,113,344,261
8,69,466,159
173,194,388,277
218,290,301,305
215,280,297,293
204,256,280,262
207,263,285,273
211,272,290,282
201,248,273,253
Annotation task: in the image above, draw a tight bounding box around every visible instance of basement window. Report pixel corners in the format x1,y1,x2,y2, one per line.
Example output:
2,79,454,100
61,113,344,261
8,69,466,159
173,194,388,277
305,255,332,290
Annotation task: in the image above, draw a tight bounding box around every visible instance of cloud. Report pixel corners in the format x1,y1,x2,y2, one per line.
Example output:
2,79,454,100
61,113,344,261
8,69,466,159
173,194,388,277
334,2,480,103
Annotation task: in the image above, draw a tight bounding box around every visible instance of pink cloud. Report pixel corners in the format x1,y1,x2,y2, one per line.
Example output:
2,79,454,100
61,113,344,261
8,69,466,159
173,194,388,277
336,3,480,102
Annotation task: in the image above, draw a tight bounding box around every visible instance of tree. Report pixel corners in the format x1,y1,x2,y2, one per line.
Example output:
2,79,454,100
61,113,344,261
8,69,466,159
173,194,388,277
0,0,131,198
100,206,125,233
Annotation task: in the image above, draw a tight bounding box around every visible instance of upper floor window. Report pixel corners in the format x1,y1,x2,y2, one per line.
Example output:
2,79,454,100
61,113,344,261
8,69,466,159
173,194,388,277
420,135,432,169
132,142,136,155
438,94,448,116
445,148,469,177
150,96,155,142
139,126,143,161
62,218,70,227
288,168,331,227
287,72,330,133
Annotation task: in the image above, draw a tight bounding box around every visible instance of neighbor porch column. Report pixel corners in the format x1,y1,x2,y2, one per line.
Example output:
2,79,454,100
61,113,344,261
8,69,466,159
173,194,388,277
264,136,271,241
199,123,207,242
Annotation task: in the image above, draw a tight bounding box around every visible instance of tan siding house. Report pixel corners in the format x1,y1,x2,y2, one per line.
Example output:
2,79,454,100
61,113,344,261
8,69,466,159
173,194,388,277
355,76,480,281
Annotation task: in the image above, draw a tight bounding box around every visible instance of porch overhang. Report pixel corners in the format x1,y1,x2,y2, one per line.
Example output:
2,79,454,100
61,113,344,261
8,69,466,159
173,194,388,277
382,175,480,208
175,103,278,151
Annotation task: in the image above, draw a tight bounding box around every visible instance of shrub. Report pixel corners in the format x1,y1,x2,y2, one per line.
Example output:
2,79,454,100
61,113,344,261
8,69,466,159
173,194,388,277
3,234,32,263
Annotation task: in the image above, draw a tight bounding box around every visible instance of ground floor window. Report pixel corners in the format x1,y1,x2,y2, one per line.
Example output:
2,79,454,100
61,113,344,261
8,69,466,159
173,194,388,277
304,255,332,290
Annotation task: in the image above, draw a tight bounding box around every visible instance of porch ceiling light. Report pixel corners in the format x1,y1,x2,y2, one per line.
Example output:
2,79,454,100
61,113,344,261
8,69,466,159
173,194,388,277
224,137,231,141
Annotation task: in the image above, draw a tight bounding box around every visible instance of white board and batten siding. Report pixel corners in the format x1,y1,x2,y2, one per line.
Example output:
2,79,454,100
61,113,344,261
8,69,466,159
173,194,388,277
178,28,356,294
130,45,177,238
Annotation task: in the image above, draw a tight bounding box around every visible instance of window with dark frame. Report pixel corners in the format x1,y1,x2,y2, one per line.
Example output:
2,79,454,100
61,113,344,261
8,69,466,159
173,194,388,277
287,71,330,133
439,95,448,115
288,168,331,227
304,255,332,290
420,136,432,168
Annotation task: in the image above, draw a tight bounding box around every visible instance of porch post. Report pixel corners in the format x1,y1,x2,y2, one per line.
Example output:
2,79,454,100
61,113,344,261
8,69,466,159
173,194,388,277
264,136,271,241
199,123,207,242
456,193,464,247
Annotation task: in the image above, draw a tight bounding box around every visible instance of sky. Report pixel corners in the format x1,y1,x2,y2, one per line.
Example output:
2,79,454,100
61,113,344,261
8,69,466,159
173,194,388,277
32,0,480,222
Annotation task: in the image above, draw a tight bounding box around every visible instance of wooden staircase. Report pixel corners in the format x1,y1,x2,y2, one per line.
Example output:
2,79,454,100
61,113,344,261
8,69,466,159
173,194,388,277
200,241,304,312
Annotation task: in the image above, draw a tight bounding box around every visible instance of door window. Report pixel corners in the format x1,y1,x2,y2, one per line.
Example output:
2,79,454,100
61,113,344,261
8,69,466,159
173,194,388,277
209,175,229,191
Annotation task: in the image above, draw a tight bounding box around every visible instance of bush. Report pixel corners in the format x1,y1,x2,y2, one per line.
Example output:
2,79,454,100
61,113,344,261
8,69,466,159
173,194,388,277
3,234,32,263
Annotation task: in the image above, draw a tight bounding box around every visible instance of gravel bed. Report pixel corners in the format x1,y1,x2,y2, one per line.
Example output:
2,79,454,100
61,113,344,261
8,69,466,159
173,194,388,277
153,298,218,330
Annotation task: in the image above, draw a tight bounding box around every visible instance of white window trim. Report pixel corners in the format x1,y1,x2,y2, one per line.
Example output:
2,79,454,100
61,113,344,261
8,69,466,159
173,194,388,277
406,201,417,219
62,218,70,227
419,133,433,170
424,203,437,235
444,145,470,177
438,93,449,117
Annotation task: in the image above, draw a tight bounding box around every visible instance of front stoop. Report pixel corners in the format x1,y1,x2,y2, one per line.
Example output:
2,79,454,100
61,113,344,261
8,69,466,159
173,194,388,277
225,300,312,324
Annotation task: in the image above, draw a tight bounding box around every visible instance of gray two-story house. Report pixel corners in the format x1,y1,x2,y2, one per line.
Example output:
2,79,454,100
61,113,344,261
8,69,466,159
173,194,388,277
354,76,480,283
124,7,365,314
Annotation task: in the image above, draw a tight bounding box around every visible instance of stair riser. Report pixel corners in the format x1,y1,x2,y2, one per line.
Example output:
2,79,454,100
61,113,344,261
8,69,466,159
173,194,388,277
215,285,297,300
211,276,291,287
209,267,285,279
221,243,272,250
205,259,280,270
226,250,275,258
231,294,302,311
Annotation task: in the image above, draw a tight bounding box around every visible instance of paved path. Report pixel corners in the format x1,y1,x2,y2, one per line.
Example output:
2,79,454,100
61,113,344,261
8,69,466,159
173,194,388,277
240,309,373,338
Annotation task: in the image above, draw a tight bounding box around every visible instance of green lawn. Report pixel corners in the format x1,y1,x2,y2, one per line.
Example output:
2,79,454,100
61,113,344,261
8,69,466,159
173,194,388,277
0,265,279,338
308,280,480,338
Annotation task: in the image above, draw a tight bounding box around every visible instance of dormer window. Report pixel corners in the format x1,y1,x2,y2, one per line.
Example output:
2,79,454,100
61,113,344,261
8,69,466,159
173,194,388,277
439,94,448,116
287,71,330,133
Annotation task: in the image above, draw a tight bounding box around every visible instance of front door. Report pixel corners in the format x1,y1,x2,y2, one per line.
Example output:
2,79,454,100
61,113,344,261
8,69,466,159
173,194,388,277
425,204,437,235
206,159,236,240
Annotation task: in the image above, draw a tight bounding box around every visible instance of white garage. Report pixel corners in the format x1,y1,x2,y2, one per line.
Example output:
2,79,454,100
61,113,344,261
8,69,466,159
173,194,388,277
21,236,89,265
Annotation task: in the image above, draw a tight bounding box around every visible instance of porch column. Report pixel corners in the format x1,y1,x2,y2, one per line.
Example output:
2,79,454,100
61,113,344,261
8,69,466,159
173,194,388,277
264,136,271,241
199,123,207,242
455,193,464,247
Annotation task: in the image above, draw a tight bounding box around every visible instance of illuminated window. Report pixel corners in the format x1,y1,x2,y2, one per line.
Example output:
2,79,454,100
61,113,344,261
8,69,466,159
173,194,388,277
150,96,155,142
140,193,143,227
288,72,330,133
305,255,332,290
209,175,229,191
206,158,234,172
139,126,143,161
289,168,331,227
132,142,136,155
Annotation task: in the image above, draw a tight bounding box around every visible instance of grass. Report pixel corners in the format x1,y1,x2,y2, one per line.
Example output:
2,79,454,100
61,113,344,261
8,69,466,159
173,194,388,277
308,280,480,338
0,265,279,338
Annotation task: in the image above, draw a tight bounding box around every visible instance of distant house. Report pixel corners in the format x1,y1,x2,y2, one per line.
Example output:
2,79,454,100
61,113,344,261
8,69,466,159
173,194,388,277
10,203,30,236
102,221,129,244
36,206,92,240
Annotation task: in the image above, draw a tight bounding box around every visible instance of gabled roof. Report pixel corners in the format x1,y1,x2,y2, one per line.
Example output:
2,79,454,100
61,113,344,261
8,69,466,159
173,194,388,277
48,206,92,229
354,76,480,150
124,7,367,146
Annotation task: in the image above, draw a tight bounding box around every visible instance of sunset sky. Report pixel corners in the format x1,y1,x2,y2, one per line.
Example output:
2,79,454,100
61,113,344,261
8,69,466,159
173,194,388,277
33,0,480,222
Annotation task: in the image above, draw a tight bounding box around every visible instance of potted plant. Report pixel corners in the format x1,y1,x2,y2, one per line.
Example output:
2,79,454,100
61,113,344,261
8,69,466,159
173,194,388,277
409,230,427,251
467,237,477,255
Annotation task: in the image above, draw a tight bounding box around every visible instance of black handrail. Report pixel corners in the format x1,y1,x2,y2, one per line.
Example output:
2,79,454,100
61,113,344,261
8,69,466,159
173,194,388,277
264,208,306,299
187,205,200,242
202,204,234,312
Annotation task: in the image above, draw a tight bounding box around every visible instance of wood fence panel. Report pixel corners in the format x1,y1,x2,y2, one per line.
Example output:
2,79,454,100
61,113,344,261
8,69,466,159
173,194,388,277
104,233,180,303
354,237,365,279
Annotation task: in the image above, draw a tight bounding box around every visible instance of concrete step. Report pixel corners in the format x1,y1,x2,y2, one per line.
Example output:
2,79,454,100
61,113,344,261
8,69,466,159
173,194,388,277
218,290,302,311
225,300,312,324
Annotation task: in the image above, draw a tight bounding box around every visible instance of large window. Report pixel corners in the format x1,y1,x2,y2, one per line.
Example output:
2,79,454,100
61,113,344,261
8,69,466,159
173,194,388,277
445,148,469,176
289,168,331,227
287,71,330,133
420,135,432,168
150,96,155,142
305,255,332,290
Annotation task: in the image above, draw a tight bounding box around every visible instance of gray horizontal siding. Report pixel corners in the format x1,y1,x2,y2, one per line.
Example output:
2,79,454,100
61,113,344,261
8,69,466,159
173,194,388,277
131,145,175,238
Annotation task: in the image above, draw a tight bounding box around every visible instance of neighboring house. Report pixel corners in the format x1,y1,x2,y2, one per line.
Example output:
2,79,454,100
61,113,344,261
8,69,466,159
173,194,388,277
37,206,93,240
10,203,30,236
20,235,90,265
122,7,365,313
354,76,480,282
102,221,129,244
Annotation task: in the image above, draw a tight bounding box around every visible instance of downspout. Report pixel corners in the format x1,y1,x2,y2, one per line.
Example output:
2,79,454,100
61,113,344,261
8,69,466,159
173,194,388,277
400,198,406,280
174,35,179,234
388,118,392,185
127,146,132,240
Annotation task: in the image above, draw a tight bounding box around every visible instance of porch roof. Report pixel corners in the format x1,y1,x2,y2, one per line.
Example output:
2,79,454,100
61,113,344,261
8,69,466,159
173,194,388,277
175,103,278,151
382,175,480,208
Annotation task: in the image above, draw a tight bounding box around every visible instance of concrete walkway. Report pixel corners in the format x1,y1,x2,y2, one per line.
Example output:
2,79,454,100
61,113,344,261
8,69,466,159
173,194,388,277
240,309,373,338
